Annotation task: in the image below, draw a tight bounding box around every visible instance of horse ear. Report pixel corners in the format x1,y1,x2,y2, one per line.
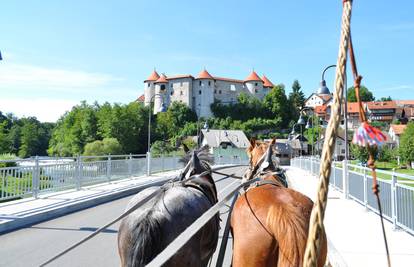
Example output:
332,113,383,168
271,137,276,145
249,138,256,147
182,143,189,153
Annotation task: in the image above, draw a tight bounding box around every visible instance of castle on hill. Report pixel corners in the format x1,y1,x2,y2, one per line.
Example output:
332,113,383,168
141,69,275,117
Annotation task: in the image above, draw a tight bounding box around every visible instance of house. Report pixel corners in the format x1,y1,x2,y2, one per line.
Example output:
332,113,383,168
388,124,407,147
365,101,397,123
304,93,333,108
347,102,365,129
264,139,293,165
200,129,250,161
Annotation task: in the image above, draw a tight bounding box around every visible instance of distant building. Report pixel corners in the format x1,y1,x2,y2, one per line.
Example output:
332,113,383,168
388,124,407,148
199,129,250,162
142,69,275,117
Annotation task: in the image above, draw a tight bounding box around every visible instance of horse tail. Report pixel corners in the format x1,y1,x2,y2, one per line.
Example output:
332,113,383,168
266,202,311,267
129,210,164,267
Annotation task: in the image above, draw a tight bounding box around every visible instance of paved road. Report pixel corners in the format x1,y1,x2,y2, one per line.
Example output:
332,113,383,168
0,166,246,267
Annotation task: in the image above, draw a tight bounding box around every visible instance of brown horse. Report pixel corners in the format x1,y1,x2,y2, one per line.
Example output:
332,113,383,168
231,139,327,267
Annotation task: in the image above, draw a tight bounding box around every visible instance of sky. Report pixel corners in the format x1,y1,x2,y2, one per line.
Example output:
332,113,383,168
1,0,414,122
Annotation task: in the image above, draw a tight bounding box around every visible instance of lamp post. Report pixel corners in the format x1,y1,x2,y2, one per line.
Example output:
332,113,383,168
147,93,166,176
316,64,348,160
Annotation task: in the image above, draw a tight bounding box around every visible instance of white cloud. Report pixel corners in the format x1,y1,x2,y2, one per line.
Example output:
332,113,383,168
0,63,123,92
0,98,78,122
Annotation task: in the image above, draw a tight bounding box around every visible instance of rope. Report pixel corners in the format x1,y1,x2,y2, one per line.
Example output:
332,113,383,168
303,1,353,266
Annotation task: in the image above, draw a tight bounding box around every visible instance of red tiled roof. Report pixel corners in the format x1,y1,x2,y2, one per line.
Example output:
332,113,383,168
244,71,262,82
213,76,244,83
137,94,145,102
155,74,168,83
167,74,194,80
390,124,407,135
367,101,397,110
314,105,327,114
347,102,364,113
320,94,332,102
261,75,274,88
144,70,160,82
197,69,214,79
396,100,414,106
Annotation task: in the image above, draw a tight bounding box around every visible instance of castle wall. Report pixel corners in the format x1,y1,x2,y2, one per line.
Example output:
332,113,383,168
213,80,245,104
144,81,155,106
169,78,193,107
192,79,214,118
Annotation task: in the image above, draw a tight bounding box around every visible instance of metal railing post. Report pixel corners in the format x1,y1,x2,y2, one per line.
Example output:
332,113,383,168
363,165,368,210
106,155,112,181
146,151,151,176
342,159,349,199
76,156,82,190
391,169,397,229
128,154,132,177
32,156,40,198
310,157,313,174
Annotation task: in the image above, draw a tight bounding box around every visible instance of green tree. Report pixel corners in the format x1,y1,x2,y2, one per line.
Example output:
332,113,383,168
288,80,306,120
379,96,392,101
0,121,11,154
263,84,290,128
347,86,375,102
399,122,414,167
83,138,123,156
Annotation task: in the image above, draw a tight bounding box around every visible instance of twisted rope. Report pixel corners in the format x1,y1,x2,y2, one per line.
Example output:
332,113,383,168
303,1,353,266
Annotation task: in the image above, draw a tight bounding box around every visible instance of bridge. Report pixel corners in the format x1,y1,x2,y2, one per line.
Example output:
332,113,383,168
1,155,414,266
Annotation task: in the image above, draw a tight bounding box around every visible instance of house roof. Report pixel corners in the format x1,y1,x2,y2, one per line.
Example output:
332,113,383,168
244,71,262,82
137,94,145,102
196,69,214,79
201,129,249,148
144,70,160,82
390,124,407,135
366,101,397,110
396,100,414,106
167,74,194,80
347,102,364,114
213,76,244,83
155,74,168,83
315,105,327,114
261,75,274,88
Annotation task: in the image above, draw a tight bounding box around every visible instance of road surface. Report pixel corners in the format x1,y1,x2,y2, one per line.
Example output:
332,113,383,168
0,166,246,267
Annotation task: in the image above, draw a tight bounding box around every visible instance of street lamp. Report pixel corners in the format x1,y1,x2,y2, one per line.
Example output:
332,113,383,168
316,64,348,160
147,93,166,176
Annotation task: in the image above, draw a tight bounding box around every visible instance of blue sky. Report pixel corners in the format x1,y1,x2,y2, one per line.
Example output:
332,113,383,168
1,0,413,122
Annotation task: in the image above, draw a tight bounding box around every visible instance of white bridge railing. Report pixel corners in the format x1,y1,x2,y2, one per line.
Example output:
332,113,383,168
0,152,248,201
291,157,414,236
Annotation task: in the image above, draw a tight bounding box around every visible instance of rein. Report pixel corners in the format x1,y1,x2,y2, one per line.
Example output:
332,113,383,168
39,163,247,267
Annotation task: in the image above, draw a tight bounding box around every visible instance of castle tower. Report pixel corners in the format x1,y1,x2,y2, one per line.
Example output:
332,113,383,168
261,75,274,96
244,70,263,96
153,74,168,114
195,69,215,118
144,70,160,106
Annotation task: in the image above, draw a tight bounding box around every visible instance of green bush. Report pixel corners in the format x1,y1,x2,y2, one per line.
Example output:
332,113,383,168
0,153,18,168
83,138,123,156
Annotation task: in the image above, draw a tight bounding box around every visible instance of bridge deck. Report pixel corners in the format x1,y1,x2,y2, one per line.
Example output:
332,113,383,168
287,166,414,267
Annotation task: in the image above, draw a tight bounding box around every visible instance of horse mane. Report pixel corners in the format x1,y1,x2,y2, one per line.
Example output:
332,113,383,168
179,145,214,170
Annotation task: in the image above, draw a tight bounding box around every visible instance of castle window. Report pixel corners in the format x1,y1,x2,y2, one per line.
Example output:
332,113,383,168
255,83,258,86
147,83,150,87
171,84,173,88
219,90,222,94
199,81,202,86
199,90,202,95
214,89,217,94
180,91,183,96
161,84,166,90
170,90,174,96
180,82,183,86
255,89,258,93
208,81,211,86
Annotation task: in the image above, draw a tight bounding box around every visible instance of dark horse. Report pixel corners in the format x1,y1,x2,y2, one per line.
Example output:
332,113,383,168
118,146,219,267
231,139,327,267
